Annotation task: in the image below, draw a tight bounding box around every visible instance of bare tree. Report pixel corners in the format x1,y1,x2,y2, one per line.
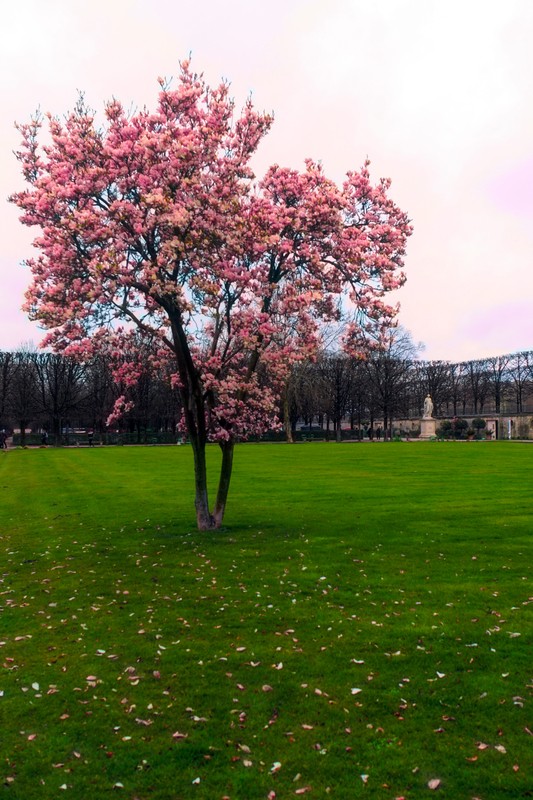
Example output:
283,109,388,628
34,353,87,442
316,352,356,441
411,360,452,418
9,349,40,445
346,359,371,437
508,352,533,413
463,358,490,414
81,355,117,441
358,327,421,438
485,354,512,413
0,351,17,429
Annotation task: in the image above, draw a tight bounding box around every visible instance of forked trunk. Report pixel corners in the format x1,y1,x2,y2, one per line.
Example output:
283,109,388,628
190,435,235,530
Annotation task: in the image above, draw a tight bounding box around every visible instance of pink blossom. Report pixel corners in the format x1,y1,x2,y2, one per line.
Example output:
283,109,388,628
10,61,411,529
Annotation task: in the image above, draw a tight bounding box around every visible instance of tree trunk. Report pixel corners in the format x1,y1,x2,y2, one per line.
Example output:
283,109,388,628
213,440,234,527
190,435,235,530
52,417,61,445
283,392,294,443
168,312,239,530
190,434,216,530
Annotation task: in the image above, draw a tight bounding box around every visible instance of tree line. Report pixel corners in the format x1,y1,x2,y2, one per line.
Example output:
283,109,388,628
0,347,181,446
285,346,533,441
2,340,532,445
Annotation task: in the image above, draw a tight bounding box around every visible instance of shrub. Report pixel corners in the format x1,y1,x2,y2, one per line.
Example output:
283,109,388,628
452,417,469,439
436,420,453,439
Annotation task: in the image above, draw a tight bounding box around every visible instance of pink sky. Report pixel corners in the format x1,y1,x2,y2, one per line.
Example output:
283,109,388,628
2,0,532,361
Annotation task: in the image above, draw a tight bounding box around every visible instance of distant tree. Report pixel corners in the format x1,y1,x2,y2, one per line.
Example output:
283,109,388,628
286,360,326,433
412,360,451,417
358,326,420,438
463,358,490,414
11,62,411,529
316,352,355,442
81,355,117,439
9,349,40,445
484,355,510,413
508,352,533,413
33,353,87,441
448,362,467,416
0,351,17,429
119,345,183,442
346,359,371,436
149,366,183,435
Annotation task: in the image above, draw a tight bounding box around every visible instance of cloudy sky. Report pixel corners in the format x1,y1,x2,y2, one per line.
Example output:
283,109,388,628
2,0,532,361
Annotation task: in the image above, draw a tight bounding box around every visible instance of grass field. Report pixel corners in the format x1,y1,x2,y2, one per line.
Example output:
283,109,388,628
0,442,531,799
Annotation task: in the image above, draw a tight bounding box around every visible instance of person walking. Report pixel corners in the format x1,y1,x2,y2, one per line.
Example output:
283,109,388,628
0,430,7,450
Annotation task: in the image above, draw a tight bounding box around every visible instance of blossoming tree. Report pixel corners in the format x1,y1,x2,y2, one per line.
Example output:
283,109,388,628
11,62,412,530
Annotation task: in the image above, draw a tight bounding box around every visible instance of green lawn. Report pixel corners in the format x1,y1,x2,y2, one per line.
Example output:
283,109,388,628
0,442,531,799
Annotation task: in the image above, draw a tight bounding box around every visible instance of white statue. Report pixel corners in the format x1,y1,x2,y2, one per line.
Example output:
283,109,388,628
423,394,434,419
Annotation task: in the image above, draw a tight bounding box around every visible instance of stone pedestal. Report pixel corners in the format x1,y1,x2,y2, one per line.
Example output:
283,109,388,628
419,418,437,440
